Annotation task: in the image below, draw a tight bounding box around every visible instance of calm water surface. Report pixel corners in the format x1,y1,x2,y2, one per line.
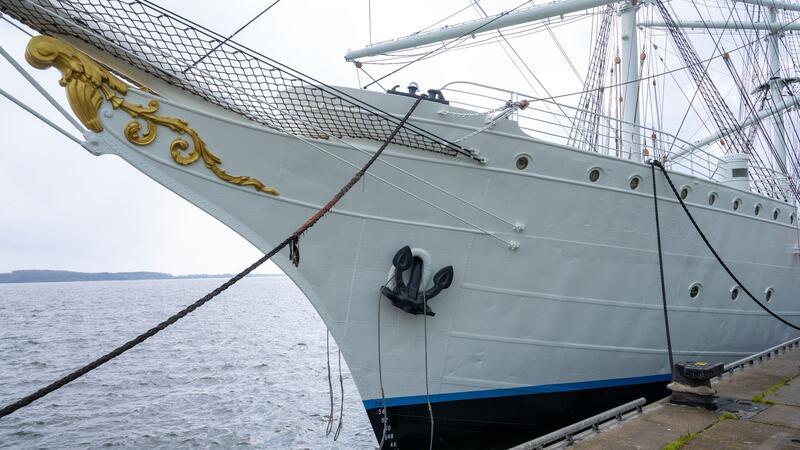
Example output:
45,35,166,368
0,277,375,448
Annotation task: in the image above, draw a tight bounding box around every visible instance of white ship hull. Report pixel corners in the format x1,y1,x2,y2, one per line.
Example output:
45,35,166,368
4,0,800,444
86,84,800,448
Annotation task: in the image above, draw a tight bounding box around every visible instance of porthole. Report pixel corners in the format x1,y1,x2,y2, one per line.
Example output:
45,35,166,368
680,186,690,200
708,192,718,206
774,208,780,221
688,282,702,300
629,175,641,190
765,287,774,303
791,213,796,225
515,155,529,170
754,203,762,216
731,285,740,302
589,167,602,182
733,198,741,211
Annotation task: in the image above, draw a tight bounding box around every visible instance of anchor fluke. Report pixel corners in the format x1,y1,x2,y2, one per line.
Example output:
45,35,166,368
381,246,454,316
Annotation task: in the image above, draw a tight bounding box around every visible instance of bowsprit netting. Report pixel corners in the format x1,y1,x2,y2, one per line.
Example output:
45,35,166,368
0,0,476,159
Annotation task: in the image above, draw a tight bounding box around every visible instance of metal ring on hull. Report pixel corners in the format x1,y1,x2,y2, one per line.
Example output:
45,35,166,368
387,247,433,291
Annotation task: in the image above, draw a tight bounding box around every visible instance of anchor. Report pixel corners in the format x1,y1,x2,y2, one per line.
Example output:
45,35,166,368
381,246,454,316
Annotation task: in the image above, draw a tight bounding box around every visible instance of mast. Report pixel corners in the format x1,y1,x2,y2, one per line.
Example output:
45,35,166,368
669,96,800,159
641,2,797,177
768,6,788,174
620,0,641,159
345,0,620,60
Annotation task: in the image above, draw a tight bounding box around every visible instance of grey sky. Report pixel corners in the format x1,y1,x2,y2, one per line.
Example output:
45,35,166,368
0,0,738,274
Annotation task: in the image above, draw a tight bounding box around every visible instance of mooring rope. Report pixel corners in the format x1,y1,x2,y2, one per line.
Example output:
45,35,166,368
0,95,426,420
422,288,435,450
650,162,676,375
376,278,392,450
649,160,800,331
325,331,335,436
333,348,345,441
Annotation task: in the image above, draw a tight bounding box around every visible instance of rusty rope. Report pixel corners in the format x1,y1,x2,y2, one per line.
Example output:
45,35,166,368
0,95,425,419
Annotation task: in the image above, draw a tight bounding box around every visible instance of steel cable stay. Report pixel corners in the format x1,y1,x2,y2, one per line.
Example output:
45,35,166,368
649,159,800,332
469,0,573,130
360,0,533,89
20,0,800,147
182,0,283,73
270,117,520,249
358,14,591,65
0,95,427,420
721,1,799,199
279,109,523,231
1,15,522,248
736,4,800,201
359,5,613,65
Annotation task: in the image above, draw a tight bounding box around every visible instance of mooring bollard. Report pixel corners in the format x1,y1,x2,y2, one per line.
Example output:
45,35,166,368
668,361,724,409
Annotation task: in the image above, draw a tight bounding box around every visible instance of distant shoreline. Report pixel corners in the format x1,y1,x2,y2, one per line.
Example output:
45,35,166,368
0,270,284,284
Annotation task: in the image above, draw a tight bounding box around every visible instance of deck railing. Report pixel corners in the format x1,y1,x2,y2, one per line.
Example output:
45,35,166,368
440,81,788,198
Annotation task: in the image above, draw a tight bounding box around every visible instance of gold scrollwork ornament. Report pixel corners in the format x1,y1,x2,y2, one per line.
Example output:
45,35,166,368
25,35,278,196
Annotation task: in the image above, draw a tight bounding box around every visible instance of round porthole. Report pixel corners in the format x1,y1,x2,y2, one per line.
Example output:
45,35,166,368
754,203,762,216
708,192,718,206
765,287,774,303
733,198,741,211
689,282,702,300
629,175,641,190
589,168,601,182
731,285,740,301
680,186,690,200
774,209,780,221
515,155,529,170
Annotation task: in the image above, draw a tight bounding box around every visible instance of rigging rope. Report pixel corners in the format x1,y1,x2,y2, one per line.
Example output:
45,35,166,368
182,0,283,73
361,0,531,89
568,4,614,151
469,0,573,129
0,95,426,420
649,160,800,332
422,287,434,450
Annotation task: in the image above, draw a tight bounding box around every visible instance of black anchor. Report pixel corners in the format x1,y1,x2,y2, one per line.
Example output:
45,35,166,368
380,246,454,316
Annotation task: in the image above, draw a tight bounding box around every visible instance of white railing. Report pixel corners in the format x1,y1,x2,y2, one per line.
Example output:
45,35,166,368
438,81,794,201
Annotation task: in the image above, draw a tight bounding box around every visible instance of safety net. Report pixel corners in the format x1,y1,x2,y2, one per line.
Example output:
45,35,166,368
0,0,474,158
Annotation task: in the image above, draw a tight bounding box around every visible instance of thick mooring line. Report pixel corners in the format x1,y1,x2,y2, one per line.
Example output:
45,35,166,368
0,95,426,420
649,160,800,331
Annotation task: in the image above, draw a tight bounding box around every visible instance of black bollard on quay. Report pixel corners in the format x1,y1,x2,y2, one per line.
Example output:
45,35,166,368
668,361,724,409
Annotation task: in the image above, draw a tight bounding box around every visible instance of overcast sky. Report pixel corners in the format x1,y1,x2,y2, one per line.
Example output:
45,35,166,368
0,0,746,274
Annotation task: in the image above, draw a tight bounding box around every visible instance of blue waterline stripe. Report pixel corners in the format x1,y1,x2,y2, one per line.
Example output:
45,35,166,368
362,373,672,409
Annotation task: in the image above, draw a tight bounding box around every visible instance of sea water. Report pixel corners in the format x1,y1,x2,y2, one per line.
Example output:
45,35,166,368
0,277,375,448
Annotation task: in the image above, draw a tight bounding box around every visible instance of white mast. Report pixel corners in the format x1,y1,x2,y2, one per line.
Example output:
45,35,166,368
668,96,800,160
345,0,620,60
768,6,788,174
641,2,796,176
638,20,800,31
619,0,641,159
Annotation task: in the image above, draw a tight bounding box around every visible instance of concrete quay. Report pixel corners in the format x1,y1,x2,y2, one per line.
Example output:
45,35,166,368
569,345,800,449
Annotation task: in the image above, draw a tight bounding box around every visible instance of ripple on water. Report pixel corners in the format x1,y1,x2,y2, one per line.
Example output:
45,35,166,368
0,277,374,449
